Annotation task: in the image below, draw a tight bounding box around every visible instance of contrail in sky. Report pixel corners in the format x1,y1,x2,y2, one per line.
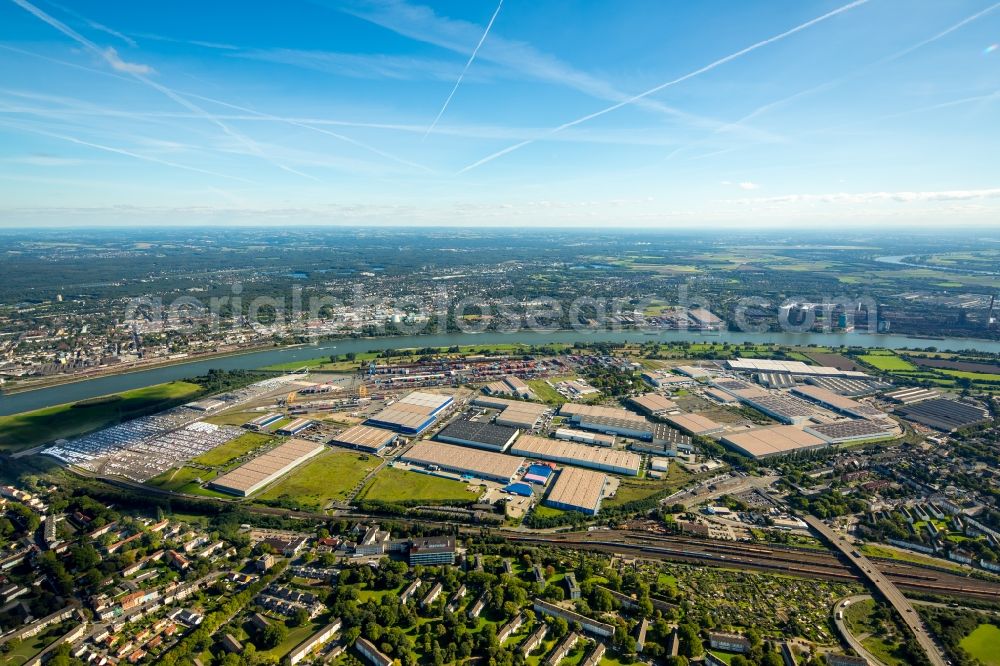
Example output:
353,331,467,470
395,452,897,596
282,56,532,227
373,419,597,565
423,0,503,139
458,0,869,173
9,0,319,181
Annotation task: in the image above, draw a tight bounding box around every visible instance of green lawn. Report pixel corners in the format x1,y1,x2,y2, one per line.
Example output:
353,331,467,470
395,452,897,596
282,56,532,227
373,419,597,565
860,543,965,573
0,381,203,452
257,450,378,509
358,466,482,504
147,465,217,492
193,432,275,467
858,353,917,372
602,464,691,509
532,504,567,519
960,624,1000,666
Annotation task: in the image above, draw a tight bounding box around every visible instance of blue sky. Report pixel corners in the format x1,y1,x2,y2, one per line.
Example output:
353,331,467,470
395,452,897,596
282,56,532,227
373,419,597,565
0,0,998,227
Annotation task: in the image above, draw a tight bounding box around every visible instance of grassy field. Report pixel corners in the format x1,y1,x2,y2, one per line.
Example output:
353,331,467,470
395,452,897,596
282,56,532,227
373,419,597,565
257,450,378,509
358,466,481,504
959,623,1000,666
527,379,567,405
147,465,217,492
860,543,965,573
602,464,691,509
858,353,917,372
844,598,908,666
192,432,274,467
0,381,203,452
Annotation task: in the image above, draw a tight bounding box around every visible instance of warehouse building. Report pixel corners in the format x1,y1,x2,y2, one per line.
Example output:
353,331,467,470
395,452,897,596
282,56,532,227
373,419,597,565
675,365,713,379
806,376,891,396
628,393,678,416
665,413,725,436
704,387,739,405
522,463,554,485
244,413,283,430
472,396,550,429
725,358,871,378
511,434,641,476
365,391,454,434
641,370,692,388
435,418,520,452
544,466,608,515
734,393,819,425
804,419,900,444
329,425,398,454
209,439,325,496
884,387,939,404
401,440,525,484
185,398,226,412
276,418,315,436
721,426,827,459
554,428,615,447
791,385,887,420
895,398,990,432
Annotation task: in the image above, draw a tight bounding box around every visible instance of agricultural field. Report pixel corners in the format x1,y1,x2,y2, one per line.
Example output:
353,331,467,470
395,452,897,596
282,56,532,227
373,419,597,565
357,466,482,504
526,379,566,405
857,352,917,372
256,449,378,510
0,381,203,452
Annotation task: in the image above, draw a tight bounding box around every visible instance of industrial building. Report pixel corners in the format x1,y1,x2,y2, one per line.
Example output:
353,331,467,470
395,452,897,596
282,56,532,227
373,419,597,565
553,428,615,447
675,365,712,379
704,387,739,404
209,439,325,496
471,396,550,429
721,426,827,459
884,387,940,404
435,418,520,452
895,398,990,432
641,370,691,388
725,358,871,378
665,413,725,436
628,393,678,416
734,393,819,424
365,391,454,435
544,466,608,515
805,419,900,444
329,425,398,454
791,385,887,420
511,434,641,476
483,375,535,399
244,413,283,430
806,376,891,396
275,418,315,437
522,463,554,485
185,399,226,412
400,440,525,484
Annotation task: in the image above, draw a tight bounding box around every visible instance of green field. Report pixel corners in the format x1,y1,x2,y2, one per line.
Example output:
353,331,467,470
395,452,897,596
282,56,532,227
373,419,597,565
527,379,567,405
147,465,218,493
192,432,275,467
858,353,917,372
960,624,1000,666
257,450,378,509
0,381,203,452
358,466,482,504
602,464,691,509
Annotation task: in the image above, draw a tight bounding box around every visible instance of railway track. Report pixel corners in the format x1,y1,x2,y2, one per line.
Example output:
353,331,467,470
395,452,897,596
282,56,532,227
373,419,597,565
510,531,1000,602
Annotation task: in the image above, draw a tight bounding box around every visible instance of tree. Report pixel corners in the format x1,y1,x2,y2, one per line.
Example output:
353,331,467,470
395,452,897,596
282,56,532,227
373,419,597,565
290,607,310,627
261,623,287,648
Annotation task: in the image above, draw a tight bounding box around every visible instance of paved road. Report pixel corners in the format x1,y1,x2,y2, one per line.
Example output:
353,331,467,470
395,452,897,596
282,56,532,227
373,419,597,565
804,515,947,666
833,595,889,666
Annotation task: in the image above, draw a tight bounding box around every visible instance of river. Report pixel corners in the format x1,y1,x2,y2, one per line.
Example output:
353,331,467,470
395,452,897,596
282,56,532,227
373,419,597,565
3,328,1000,417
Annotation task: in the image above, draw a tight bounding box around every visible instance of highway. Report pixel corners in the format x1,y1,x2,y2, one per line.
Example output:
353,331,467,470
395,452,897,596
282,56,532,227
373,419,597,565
803,515,947,666
833,595,888,666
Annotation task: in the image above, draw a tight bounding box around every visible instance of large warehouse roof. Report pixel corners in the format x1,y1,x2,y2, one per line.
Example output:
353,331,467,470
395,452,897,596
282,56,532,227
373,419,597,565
436,418,520,451
791,385,886,419
329,425,397,452
365,391,453,433
725,358,870,378
471,396,549,428
511,435,641,476
628,393,678,415
721,426,826,458
210,438,325,496
545,467,608,515
559,403,646,424
805,419,899,443
895,398,990,432
664,413,725,436
401,441,525,483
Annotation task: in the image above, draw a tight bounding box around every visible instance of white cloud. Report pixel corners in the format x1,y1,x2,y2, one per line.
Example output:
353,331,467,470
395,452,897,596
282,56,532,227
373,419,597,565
102,46,154,75
734,187,1000,205
738,181,759,190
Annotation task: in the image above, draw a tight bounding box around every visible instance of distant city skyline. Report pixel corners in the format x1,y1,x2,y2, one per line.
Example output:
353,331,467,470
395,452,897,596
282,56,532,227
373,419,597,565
1,0,999,227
